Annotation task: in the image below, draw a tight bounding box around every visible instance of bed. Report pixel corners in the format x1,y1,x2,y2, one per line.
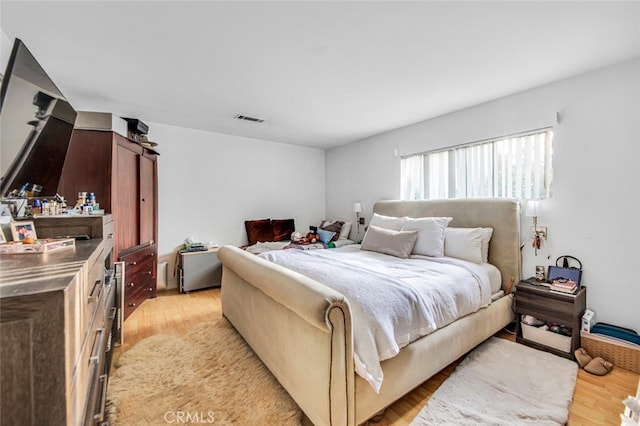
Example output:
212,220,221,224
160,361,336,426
218,199,520,425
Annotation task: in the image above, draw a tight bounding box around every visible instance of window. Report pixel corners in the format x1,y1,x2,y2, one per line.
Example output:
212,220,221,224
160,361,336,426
401,128,553,200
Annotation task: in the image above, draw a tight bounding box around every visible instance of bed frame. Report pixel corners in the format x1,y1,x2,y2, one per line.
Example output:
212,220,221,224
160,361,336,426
218,199,520,425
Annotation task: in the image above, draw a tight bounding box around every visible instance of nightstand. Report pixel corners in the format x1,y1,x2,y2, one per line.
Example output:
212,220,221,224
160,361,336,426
178,247,222,293
515,281,587,360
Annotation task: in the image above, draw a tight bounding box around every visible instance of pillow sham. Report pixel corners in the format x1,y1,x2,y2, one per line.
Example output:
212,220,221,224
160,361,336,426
339,222,352,240
272,218,296,242
317,228,336,244
321,220,352,240
369,213,405,231
444,227,486,264
360,225,418,259
319,220,343,241
401,216,452,257
480,227,493,263
245,219,274,245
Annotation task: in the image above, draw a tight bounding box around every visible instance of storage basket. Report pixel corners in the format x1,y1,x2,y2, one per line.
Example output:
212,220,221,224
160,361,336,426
522,323,571,353
581,331,640,374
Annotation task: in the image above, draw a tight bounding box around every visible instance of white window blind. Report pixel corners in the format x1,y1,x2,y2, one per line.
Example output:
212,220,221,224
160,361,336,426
401,128,553,200
400,155,424,200
427,150,450,199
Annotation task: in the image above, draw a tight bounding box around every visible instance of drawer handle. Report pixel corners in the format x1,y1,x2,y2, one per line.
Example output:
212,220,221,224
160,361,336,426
128,302,136,307
148,287,153,292
129,261,137,266
149,253,155,257
128,282,135,287
88,279,102,304
107,233,114,239
93,374,109,422
89,328,105,364
147,271,152,275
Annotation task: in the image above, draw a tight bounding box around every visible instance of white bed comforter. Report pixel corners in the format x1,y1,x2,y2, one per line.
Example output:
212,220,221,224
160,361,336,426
260,245,492,393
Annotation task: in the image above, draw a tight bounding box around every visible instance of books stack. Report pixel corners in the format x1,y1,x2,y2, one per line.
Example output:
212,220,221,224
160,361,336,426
550,279,578,294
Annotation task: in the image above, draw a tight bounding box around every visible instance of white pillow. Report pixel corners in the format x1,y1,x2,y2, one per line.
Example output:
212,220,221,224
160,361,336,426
339,222,352,240
369,213,405,231
480,227,493,263
401,216,452,257
360,225,418,259
321,220,353,240
444,227,484,264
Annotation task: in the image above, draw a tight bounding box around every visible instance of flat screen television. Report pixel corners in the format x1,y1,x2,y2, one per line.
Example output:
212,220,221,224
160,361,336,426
0,38,77,200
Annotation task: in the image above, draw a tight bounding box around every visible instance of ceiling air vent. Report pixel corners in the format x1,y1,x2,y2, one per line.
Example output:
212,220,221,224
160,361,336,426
234,114,265,123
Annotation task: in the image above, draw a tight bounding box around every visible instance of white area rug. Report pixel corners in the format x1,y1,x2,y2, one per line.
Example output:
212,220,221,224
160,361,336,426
411,337,578,425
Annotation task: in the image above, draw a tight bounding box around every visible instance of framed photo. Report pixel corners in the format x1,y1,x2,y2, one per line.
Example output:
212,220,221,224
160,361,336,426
11,221,37,242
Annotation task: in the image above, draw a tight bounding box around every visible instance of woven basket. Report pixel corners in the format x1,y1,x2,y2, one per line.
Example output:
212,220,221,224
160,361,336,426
581,331,640,373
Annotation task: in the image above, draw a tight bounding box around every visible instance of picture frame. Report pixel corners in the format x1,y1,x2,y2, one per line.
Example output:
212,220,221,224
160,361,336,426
0,228,6,243
11,221,37,242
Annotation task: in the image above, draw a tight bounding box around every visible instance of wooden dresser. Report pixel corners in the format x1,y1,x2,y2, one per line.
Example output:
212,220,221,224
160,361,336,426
59,129,158,320
0,216,116,425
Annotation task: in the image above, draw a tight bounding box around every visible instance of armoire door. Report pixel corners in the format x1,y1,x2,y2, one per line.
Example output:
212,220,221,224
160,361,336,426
115,144,139,252
139,154,155,245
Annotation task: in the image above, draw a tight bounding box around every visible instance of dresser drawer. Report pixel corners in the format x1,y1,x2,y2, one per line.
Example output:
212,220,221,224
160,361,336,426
82,246,105,337
72,291,107,426
103,219,115,256
120,245,156,273
123,285,154,320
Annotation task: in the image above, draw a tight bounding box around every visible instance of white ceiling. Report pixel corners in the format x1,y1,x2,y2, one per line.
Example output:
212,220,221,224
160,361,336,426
2,1,640,149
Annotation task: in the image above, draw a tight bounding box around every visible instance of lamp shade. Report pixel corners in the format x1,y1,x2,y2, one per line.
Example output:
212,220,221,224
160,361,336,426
353,202,362,213
526,200,542,217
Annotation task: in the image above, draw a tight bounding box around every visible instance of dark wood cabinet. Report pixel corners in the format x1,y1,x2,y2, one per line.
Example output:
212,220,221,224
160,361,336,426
59,129,158,319
515,281,587,360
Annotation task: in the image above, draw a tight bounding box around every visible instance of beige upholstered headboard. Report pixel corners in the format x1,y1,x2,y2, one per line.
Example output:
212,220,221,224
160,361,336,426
373,199,521,291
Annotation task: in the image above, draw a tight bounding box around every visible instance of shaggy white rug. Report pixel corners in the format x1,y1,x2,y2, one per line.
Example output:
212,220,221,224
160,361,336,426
106,319,302,425
411,337,578,425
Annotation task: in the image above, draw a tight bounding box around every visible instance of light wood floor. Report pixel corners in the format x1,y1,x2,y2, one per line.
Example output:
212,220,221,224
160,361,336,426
114,288,639,425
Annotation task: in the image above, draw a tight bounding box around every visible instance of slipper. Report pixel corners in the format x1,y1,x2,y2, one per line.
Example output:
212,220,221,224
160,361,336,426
584,357,613,376
574,347,592,368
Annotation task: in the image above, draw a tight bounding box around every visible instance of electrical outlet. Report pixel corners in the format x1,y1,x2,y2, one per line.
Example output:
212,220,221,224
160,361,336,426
359,217,365,225
531,226,547,239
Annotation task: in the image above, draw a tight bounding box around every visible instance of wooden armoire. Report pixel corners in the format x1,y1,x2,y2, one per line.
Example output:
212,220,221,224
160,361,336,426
59,129,158,320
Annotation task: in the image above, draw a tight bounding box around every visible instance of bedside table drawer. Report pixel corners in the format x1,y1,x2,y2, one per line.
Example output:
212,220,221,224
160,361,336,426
516,293,576,325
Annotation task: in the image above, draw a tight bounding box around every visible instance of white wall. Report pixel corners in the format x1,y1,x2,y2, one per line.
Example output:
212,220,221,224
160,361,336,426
326,58,640,331
147,123,325,289
0,30,11,70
